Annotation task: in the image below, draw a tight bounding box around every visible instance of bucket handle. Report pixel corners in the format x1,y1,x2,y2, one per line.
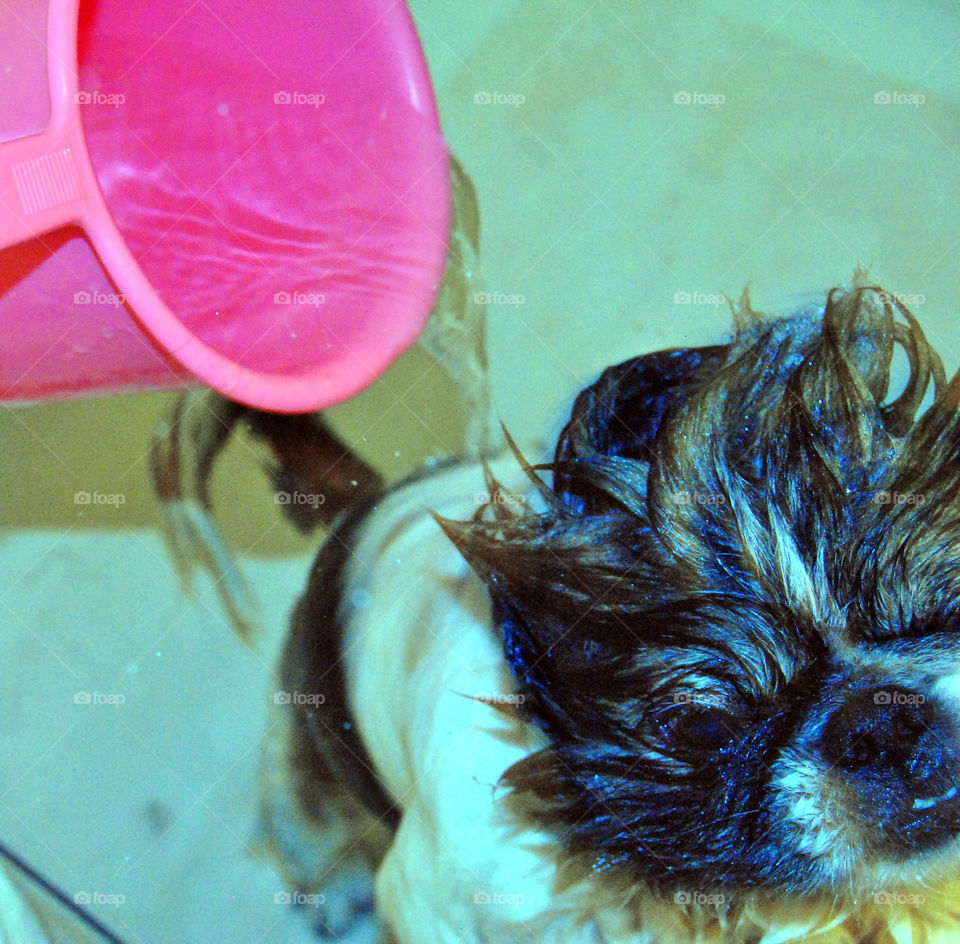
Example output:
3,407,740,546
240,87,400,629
0,2,93,252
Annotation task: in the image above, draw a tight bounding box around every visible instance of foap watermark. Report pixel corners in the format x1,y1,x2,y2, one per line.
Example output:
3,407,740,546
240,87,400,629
273,690,326,707
74,290,125,308
872,490,925,506
473,91,525,107
74,691,126,707
674,91,725,107
274,490,326,509
674,890,727,906
274,91,325,107
873,891,925,905
74,491,126,507
874,91,925,108
672,692,713,706
274,290,325,307
674,291,726,307
474,291,525,308
74,891,125,907
674,490,726,507
274,891,325,906
474,691,526,707
874,690,925,707
75,91,125,107
877,291,925,308
475,490,527,508
473,890,526,908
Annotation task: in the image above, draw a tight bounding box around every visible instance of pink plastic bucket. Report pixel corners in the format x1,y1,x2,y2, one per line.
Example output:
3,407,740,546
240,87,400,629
0,0,450,411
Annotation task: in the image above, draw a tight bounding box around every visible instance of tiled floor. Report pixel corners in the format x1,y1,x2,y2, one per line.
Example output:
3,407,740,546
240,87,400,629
2,1,960,941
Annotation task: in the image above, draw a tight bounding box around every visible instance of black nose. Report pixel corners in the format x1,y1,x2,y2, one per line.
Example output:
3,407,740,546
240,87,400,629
818,685,960,854
821,686,939,779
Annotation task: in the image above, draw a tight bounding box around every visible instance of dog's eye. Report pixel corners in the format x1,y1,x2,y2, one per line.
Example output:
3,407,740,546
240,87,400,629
659,707,737,752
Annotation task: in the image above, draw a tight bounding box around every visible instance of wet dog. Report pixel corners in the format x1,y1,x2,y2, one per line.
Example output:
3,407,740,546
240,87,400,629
154,280,960,942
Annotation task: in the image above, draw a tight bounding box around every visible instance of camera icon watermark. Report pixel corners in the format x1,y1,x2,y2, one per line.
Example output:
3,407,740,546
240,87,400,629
473,91,525,107
75,91,125,107
473,890,525,907
274,91,325,107
273,890,325,906
74,290,125,308
274,290,325,307
672,692,709,706
74,490,126,507
877,291,925,308
273,690,326,707
674,889,727,906
74,891,125,907
872,490,924,506
473,691,526,706
74,691,126,707
274,490,326,509
873,690,925,707
873,891,924,905
475,490,526,508
873,91,925,107
673,91,725,107
473,291,525,308
673,290,726,307
674,490,726,507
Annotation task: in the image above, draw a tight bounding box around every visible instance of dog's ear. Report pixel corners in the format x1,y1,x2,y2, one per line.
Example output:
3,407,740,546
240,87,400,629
435,504,662,737
553,345,728,512
435,341,746,737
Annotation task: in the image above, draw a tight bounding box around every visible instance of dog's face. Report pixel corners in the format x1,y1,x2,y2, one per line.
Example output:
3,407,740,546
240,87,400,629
442,283,960,897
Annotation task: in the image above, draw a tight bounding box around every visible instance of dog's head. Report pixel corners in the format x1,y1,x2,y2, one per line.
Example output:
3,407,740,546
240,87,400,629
441,281,960,897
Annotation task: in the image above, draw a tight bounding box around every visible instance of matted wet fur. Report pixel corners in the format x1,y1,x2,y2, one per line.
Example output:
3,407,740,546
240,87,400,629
438,278,960,904
153,276,960,941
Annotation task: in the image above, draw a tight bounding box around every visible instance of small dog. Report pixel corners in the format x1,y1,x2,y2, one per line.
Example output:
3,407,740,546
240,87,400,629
154,279,960,943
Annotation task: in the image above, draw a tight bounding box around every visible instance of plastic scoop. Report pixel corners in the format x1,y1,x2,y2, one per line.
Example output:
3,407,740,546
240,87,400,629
0,0,450,411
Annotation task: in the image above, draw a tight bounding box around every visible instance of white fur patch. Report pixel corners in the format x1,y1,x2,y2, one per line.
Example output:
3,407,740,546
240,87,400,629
931,673,960,713
768,750,861,882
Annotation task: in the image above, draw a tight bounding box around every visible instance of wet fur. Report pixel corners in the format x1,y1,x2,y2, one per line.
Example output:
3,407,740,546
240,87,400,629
439,282,960,896
154,280,960,940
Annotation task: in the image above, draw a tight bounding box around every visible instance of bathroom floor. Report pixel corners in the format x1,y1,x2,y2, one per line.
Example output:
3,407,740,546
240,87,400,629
2,1,960,941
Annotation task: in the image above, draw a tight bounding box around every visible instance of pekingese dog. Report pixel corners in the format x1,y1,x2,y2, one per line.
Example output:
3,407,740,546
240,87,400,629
154,279,960,943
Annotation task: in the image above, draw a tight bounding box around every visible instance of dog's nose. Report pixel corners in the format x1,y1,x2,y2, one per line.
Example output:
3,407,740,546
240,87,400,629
817,685,960,852
820,686,939,780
